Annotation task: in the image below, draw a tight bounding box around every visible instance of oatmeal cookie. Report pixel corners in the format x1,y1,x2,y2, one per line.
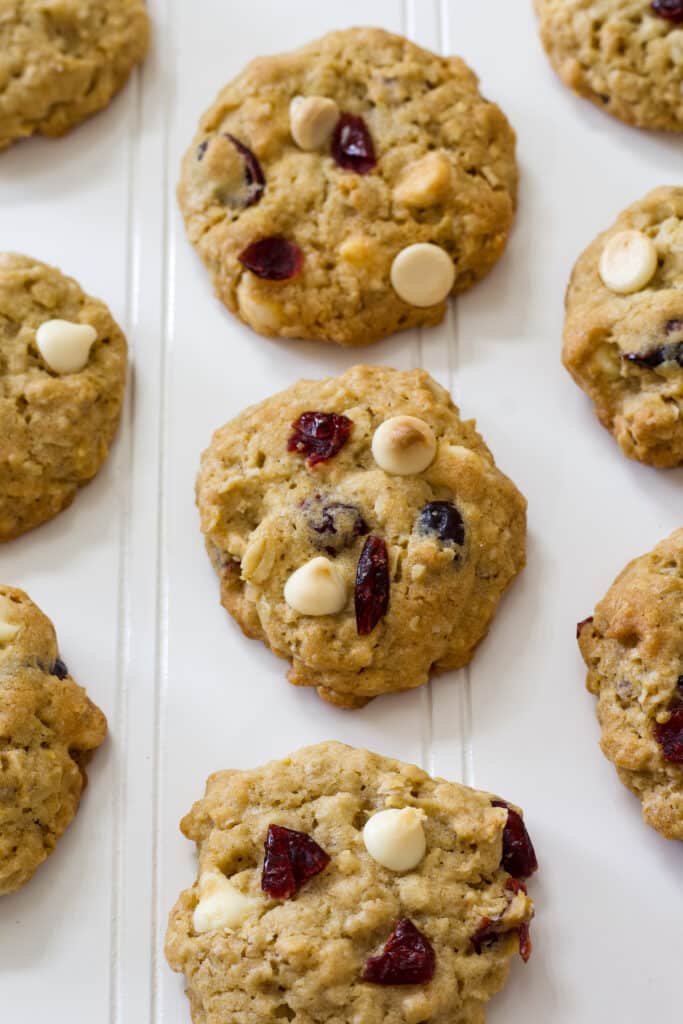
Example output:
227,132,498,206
563,187,683,467
0,0,150,151
165,741,538,1024
534,0,683,132
0,253,127,540
196,365,526,708
0,585,106,895
178,26,518,346
578,528,683,840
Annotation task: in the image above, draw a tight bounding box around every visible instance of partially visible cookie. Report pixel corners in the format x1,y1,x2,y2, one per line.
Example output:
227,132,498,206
535,0,683,132
196,365,526,708
0,585,107,895
165,741,538,1024
563,187,683,467
178,26,518,346
578,528,683,841
0,0,150,151
0,253,127,540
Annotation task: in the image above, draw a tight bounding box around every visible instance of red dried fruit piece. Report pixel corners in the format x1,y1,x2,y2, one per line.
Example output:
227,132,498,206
517,922,532,963
492,801,538,879
261,824,330,899
361,919,436,985
355,536,389,635
331,113,377,174
651,0,683,22
239,237,304,281
287,412,352,467
654,702,683,763
472,879,532,962
576,615,594,639
224,134,266,207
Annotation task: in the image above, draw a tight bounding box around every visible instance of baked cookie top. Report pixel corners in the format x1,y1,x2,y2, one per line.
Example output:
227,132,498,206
562,186,683,467
0,0,149,150
578,529,683,840
0,253,127,540
196,365,526,708
165,742,537,1024
178,26,518,347
0,585,106,895
535,0,683,132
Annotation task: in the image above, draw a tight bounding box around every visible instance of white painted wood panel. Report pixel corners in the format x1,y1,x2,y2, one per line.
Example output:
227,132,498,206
2,2,681,1022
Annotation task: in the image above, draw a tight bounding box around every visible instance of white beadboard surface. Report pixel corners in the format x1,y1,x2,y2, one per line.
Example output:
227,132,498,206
1,1,682,1020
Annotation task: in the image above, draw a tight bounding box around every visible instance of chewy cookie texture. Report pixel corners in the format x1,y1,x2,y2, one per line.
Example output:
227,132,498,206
534,0,683,133
0,0,150,151
165,742,538,1024
578,529,683,841
0,253,127,541
563,187,683,467
178,26,518,346
0,586,106,895
196,365,526,708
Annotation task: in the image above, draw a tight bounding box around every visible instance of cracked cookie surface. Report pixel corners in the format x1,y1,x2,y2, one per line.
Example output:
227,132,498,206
196,365,526,708
0,585,106,895
534,0,683,132
563,187,683,467
165,741,536,1024
0,0,149,151
578,529,683,840
0,253,127,540
178,26,518,346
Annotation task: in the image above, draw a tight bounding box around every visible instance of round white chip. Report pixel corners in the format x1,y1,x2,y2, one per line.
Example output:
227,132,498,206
284,557,347,616
390,243,455,307
35,319,97,374
371,415,437,476
599,230,658,295
363,807,427,872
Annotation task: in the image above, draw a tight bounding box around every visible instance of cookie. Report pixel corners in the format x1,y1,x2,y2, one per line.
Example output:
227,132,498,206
0,0,149,151
165,741,538,1024
578,529,683,840
562,187,683,467
196,365,526,708
0,585,106,894
0,253,127,540
534,0,683,133
178,27,518,347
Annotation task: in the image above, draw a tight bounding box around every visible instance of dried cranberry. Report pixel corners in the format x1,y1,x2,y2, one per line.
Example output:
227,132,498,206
472,882,532,962
224,135,265,207
355,536,389,635
239,237,303,281
331,113,377,174
261,824,330,899
417,501,465,547
625,344,683,369
361,919,435,985
651,0,683,22
51,658,69,679
576,616,594,639
287,413,352,467
492,801,538,879
654,702,683,763
305,497,368,555
517,922,532,963
471,916,501,954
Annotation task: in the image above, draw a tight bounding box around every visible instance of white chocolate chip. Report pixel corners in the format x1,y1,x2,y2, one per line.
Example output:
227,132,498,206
289,95,339,150
0,597,19,645
393,152,453,207
390,243,455,307
363,807,426,872
193,871,259,934
599,230,658,294
35,319,97,374
284,557,347,616
371,416,437,476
